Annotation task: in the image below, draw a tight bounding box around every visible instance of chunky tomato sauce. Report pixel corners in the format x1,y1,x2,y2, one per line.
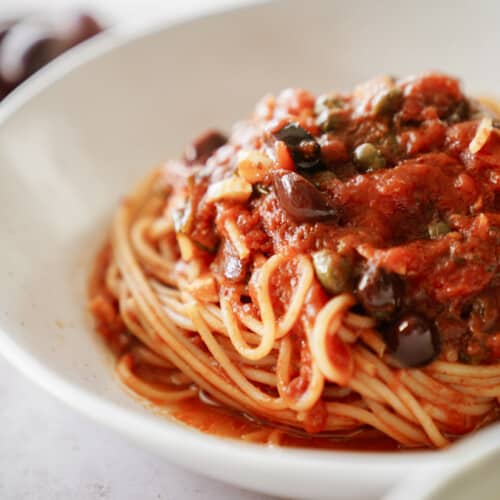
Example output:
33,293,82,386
175,73,500,367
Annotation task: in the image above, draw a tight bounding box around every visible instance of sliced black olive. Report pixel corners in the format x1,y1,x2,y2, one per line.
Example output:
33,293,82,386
372,87,403,116
427,221,450,239
384,314,440,367
356,265,403,321
273,172,338,223
273,123,322,170
353,143,386,172
184,130,228,165
312,250,352,294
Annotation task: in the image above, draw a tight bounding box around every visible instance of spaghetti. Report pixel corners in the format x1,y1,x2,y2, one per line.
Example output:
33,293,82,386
89,73,500,449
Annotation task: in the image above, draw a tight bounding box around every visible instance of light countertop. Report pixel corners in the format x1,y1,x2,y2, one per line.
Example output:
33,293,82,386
0,356,275,500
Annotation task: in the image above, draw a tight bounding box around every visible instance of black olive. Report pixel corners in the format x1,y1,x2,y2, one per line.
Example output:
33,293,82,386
383,314,440,367
0,13,102,97
356,265,403,321
0,18,16,44
184,130,228,165
0,22,66,84
273,122,322,170
53,12,102,48
273,172,338,223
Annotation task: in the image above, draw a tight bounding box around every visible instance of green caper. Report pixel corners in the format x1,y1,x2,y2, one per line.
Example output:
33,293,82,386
428,221,451,239
372,87,403,116
314,94,343,115
312,250,352,295
353,143,386,172
316,108,346,132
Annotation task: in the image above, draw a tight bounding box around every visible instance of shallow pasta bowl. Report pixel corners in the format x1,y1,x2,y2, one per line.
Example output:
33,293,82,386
1,1,500,499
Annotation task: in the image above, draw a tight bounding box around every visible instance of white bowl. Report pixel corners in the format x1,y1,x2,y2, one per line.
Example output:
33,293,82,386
383,437,500,500
1,2,500,499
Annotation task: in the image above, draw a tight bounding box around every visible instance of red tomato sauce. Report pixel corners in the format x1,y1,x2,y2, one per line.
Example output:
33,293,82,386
177,73,500,366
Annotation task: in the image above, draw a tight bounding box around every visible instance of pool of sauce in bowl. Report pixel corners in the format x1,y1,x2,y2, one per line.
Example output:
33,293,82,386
168,393,404,452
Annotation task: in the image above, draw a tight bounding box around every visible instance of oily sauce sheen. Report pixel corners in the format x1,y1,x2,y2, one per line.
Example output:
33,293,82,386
171,395,402,451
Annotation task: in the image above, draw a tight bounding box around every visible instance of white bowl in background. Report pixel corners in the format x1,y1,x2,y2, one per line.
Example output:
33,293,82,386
1,1,500,499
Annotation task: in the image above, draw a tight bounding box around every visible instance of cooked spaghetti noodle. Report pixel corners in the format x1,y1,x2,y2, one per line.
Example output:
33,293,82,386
89,73,500,449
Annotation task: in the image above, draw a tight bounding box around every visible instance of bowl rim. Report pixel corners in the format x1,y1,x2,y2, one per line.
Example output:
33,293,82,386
0,0,492,476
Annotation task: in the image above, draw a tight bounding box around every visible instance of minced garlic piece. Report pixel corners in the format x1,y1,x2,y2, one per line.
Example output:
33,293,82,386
176,233,194,261
205,176,252,203
469,117,493,154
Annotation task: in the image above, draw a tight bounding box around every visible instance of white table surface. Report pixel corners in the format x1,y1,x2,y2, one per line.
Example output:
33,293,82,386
0,1,277,499
0,357,277,500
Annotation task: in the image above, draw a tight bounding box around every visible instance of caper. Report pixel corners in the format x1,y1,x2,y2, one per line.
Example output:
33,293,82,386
312,250,351,295
314,93,343,115
372,87,403,116
353,143,386,172
316,107,346,132
428,221,450,239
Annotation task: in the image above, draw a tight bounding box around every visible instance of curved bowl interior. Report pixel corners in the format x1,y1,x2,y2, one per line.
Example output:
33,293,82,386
1,1,500,499
383,436,500,500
